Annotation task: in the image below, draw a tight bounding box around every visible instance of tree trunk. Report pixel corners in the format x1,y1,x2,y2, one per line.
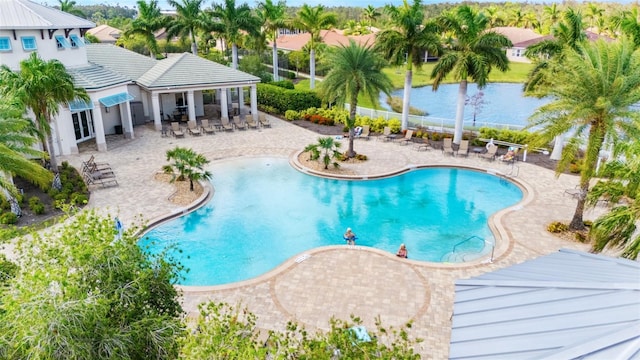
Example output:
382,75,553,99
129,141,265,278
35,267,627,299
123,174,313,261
453,80,467,145
401,68,412,131
272,31,279,81
569,124,604,230
232,43,239,70
550,134,564,160
46,133,58,172
189,179,194,192
347,94,358,158
190,30,197,55
310,48,316,90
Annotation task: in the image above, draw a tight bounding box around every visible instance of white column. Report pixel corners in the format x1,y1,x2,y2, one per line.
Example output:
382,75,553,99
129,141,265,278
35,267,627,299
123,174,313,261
152,93,162,130
187,90,196,121
141,91,150,118
121,101,135,139
220,89,229,121
92,101,107,152
238,86,245,115
250,85,258,122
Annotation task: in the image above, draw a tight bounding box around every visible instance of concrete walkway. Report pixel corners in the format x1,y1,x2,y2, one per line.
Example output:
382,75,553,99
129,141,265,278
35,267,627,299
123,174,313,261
58,117,602,359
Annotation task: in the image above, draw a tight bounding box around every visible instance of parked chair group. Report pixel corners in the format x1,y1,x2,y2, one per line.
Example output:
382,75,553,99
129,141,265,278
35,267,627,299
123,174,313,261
259,113,271,128
246,116,259,129
220,117,234,132
442,138,455,156
82,155,118,188
414,138,431,151
171,122,185,138
187,120,201,136
233,116,247,130
457,140,469,157
200,119,216,135
380,127,394,141
398,130,414,145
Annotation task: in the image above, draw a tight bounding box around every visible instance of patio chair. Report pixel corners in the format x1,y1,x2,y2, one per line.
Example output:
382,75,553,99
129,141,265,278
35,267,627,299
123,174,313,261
187,120,201,136
357,125,370,140
220,117,234,132
480,144,498,161
171,122,185,138
442,138,455,156
457,140,469,157
233,116,247,130
82,155,111,174
413,137,431,151
246,116,259,129
397,130,413,145
259,113,271,128
200,119,216,135
380,126,394,141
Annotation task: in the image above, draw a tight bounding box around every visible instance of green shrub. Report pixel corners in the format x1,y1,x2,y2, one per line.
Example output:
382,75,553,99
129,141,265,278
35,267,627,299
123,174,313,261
355,154,368,161
286,71,296,79
257,83,321,114
0,212,18,225
31,204,45,215
0,253,18,285
71,193,89,205
269,80,295,89
284,110,300,121
388,118,401,133
0,199,9,211
547,221,569,233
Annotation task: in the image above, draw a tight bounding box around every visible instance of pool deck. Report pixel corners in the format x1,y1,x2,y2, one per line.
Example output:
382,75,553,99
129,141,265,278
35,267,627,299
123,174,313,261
55,117,603,358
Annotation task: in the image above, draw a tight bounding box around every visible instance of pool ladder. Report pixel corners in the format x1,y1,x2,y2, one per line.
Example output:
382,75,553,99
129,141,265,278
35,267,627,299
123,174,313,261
441,235,487,262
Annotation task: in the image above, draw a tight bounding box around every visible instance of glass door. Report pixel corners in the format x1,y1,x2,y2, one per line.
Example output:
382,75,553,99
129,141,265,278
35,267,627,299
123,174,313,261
72,110,94,142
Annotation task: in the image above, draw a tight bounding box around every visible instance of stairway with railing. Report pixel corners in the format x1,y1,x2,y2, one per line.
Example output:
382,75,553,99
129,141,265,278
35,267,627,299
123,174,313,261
441,235,494,263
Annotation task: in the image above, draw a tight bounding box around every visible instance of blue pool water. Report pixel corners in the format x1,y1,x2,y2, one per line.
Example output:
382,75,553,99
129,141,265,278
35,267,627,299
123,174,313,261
140,158,522,286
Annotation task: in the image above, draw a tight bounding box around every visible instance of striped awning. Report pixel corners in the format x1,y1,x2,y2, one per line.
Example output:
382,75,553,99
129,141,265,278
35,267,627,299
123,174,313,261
68,99,94,112
99,92,134,107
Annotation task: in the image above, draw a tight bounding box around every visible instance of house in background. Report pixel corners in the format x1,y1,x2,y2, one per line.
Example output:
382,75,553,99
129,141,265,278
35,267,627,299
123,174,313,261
449,248,640,359
492,27,552,63
86,24,121,44
273,29,377,52
0,0,259,157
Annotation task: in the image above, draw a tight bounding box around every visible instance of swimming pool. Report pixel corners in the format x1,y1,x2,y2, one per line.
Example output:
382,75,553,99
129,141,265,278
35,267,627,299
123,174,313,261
140,158,523,286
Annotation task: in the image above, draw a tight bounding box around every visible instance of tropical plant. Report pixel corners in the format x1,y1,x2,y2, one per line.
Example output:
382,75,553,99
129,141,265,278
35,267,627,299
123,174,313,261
209,0,261,70
0,53,89,172
362,5,380,31
0,97,52,200
163,146,212,191
432,5,511,144
483,6,505,28
584,2,604,29
124,0,167,58
0,209,184,359
166,0,208,55
304,137,342,169
292,4,338,89
320,40,392,158
57,0,85,18
375,0,441,131
543,3,562,28
528,39,640,231
617,6,640,47
258,0,288,81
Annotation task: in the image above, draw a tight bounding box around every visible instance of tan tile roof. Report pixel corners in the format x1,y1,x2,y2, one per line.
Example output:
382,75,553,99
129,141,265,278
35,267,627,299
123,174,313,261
274,30,376,51
492,27,543,45
87,24,122,43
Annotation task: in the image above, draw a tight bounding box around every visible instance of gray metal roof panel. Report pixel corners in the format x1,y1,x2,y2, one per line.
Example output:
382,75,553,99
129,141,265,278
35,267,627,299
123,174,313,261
86,44,157,81
0,0,95,29
137,52,260,88
67,64,130,90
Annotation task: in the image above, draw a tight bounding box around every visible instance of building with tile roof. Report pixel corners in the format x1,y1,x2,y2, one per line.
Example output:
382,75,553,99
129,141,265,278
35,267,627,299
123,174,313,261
86,24,122,44
0,0,260,156
273,29,376,52
449,248,640,359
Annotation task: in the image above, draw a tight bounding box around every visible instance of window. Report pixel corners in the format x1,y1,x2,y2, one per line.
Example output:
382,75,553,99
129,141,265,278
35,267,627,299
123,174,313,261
69,34,84,48
21,36,37,51
55,35,70,50
0,37,11,51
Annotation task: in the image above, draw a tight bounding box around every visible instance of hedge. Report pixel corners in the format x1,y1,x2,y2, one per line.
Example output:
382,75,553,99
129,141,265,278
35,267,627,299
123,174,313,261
257,84,321,114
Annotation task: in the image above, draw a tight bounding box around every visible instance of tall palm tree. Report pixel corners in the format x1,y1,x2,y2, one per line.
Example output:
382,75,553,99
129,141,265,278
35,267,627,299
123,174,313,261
375,0,441,131
209,0,260,70
0,53,88,172
292,5,337,90
362,5,380,31
124,0,166,58
483,6,504,28
258,0,287,81
543,3,561,26
618,7,640,47
584,2,604,29
432,5,511,144
0,97,52,200
58,0,85,18
320,40,392,158
166,0,207,55
528,39,640,231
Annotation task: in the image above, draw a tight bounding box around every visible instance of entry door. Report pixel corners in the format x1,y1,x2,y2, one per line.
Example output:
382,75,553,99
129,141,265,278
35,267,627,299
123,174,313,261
72,111,94,141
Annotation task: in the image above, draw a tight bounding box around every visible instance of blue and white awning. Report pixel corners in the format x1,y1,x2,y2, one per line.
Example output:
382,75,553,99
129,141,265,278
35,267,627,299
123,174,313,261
99,92,134,107
68,99,94,112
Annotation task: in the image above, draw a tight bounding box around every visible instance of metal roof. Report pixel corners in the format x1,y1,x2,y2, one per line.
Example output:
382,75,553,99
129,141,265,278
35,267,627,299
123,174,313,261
136,52,260,89
0,0,95,30
86,44,157,81
449,249,640,360
67,64,130,90
98,92,134,107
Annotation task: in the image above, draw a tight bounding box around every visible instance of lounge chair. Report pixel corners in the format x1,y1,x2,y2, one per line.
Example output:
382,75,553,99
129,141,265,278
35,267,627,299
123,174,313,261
480,144,498,161
259,113,271,127
246,117,259,129
233,116,247,130
413,138,431,151
398,130,413,145
82,155,111,174
83,170,118,188
457,140,469,157
220,117,234,132
187,120,201,136
358,125,370,140
442,138,454,156
381,126,394,141
171,122,185,138
200,119,216,135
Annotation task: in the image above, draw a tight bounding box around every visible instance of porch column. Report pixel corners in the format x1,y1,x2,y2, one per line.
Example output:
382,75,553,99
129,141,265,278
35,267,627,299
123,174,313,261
187,90,196,121
220,89,229,122
92,101,107,152
250,85,258,122
238,86,245,115
152,93,162,131
121,100,135,139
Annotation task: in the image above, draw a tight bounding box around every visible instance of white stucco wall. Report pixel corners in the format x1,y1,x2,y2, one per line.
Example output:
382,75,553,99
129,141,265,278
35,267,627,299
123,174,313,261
0,29,88,70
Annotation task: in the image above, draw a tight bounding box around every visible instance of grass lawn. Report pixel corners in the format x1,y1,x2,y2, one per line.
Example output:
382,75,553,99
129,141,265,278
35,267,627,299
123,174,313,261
294,62,533,109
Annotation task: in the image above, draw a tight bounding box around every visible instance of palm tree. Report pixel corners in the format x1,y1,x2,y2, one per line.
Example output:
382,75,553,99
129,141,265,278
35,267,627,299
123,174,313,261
124,0,166,58
292,4,337,90
163,147,212,191
320,40,392,158
0,53,88,172
209,0,260,71
483,6,504,28
432,5,511,144
528,39,640,231
375,0,441,131
543,3,562,26
304,137,342,169
584,2,604,29
166,0,207,55
258,0,287,81
0,97,52,200
58,0,85,18
362,5,380,31
618,7,640,47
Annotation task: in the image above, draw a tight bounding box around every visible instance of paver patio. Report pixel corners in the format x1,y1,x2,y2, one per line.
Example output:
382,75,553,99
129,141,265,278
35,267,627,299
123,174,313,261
55,116,606,359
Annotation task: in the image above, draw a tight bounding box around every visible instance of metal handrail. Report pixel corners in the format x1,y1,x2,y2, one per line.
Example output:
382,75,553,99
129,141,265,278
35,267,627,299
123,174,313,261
452,235,485,253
